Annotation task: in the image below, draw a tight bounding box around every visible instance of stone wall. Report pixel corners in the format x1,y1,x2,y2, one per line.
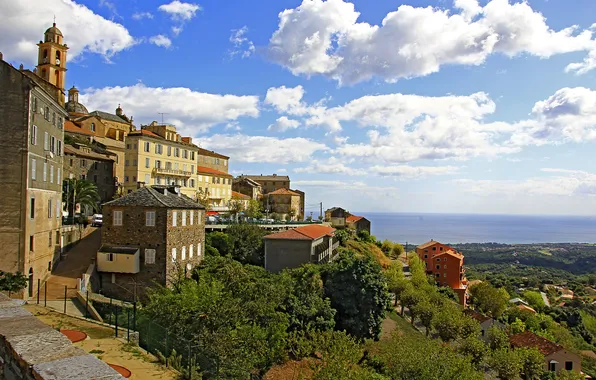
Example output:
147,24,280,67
0,293,122,379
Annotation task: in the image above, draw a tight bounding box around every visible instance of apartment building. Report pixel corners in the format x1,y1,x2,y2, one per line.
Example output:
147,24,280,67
416,240,468,306
196,166,233,211
239,174,290,194
98,185,205,301
0,24,68,298
123,122,199,198
232,177,262,200
63,143,116,203
267,188,302,221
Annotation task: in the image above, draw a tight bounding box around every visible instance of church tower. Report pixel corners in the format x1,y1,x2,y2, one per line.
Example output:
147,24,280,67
36,23,68,97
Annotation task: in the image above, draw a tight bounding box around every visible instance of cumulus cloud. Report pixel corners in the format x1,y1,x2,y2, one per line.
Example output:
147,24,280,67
229,26,255,59
198,135,328,163
132,12,154,20
79,84,259,134
0,0,136,64
370,165,460,178
268,116,301,132
149,35,172,48
293,180,401,201
158,1,201,21
267,0,596,84
295,157,366,175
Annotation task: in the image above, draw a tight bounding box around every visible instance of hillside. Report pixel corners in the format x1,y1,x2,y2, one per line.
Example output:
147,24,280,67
345,239,393,269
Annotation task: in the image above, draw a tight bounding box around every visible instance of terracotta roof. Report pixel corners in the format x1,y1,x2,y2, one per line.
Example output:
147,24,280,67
264,225,336,241
64,120,95,136
434,250,464,260
198,148,229,159
510,331,563,356
128,129,161,138
418,240,441,249
346,215,364,223
463,309,491,323
231,191,250,200
128,129,199,147
233,177,261,188
517,304,537,314
197,166,233,178
64,144,114,161
268,188,300,196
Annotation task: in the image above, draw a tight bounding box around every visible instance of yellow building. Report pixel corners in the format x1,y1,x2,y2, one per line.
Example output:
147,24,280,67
197,149,232,211
123,122,199,198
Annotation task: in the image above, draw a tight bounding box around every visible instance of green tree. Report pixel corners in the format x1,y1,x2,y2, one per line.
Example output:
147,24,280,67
226,224,267,265
63,179,100,216
391,243,405,258
381,240,393,254
489,349,522,380
458,337,488,369
228,195,245,221
411,299,435,336
556,370,586,380
522,290,546,311
510,318,526,334
0,271,28,296
460,315,482,339
469,282,510,318
334,229,350,247
323,251,390,341
432,303,462,342
401,288,426,326
195,188,211,210
206,232,231,256
487,326,509,351
516,347,545,380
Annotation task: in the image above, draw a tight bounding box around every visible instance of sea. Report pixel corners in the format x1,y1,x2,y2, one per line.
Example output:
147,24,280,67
350,213,596,245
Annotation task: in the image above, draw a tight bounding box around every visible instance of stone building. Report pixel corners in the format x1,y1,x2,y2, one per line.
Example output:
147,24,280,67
266,188,303,221
0,24,69,299
98,184,205,301
239,174,290,194
123,122,199,198
264,225,338,273
232,177,262,200
346,215,371,234
63,143,116,203
325,207,348,227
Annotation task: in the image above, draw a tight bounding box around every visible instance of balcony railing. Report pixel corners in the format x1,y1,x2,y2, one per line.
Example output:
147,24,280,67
332,241,340,251
153,167,193,177
210,205,230,212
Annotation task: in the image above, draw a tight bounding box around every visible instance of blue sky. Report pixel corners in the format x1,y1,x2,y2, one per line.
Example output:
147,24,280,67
2,0,596,215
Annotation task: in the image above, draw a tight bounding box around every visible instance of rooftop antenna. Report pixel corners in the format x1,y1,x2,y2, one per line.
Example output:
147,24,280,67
157,112,169,123
53,15,56,24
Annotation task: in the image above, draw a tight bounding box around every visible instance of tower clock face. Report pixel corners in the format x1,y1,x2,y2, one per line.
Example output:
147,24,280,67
56,58,61,65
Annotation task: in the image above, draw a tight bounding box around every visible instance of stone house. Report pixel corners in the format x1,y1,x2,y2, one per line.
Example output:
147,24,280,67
232,177,263,200
0,27,68,299
510,331,582,375
98,185,205,301
264,225,338,273
325,207,348,227
238,174,290,195
266,188,302,221
63,143,116,203
346,215,371,234
463,309,505,340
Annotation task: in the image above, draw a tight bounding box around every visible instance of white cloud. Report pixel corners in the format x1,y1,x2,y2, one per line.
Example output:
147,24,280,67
265,85,308,114
268,116,301,132
0,0,136,64
566,44,596,75
370,165,459,178
295,157,366,175
132,12,154,20
198,135,328,163
149,35,172,48
79,84,259,134
172,26,183,36
158,1,201,21
229,26,255,59
267,0,595,84
293,180,401,201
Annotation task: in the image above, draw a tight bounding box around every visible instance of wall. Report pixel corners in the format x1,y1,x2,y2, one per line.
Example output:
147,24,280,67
416,242,455,273
264,239,313,273
97,250,139,274
63,151,115,202
545,350,582,374
0,293,122,379
165,208,205,286
197,172,232,208
198,151,228,173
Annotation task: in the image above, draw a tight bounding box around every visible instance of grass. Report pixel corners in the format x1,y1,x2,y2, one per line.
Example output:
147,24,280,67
387,311,425,340
346,240,392,268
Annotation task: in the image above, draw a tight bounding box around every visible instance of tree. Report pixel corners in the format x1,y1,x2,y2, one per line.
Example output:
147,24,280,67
510,318,526,334
228,196,245,221
460,315,481,339
522,290,545,311
469,282,510,318
0,271,28,296
556,370,585,380
411,299,434,336
195,188,211,210
432,303,462,342
489,349,522,380
458,337,488,369
323,251,390,341
334,229,350,246
206,232,231,256
391,243,405,258
62,179,100,216
245,199,263,219
226,224,267,265
516,347,545,380
381,240,393,254
487,326,509,351
401,288,426,326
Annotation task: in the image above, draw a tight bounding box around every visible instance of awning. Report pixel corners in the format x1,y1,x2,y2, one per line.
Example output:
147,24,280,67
206,211,219,216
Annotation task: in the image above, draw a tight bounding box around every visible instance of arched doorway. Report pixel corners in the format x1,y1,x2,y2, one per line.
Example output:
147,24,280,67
28,268,34,298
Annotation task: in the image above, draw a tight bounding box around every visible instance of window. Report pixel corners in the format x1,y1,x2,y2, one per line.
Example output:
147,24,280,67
81,159,87,168
172,211,177,226
174,147,180,157
31,159,36,180
91,123,96,132
111,273,116,283
56,200,60,219
436,258,441,262
174,163,179,171
57,140,62,156
182,211,187,226
80,174,86,180
145,158,150,168
106,253,114,262
146,211,156,226
133,160,137,166
44,106,50,120
133,176,137,182
190,165,194,173
145,174,150,184
444,258,447,262
190,151,195,160
183,164,187,172
182,246,186,260
48,199,52,218
50,136,56,153
440,247,443,251
190,179,195,188
443,273,447,278
167,146,172,156
183,150,188,159
144,142,150,152
189,244,194,258
145,249,156,264
432,247,436,251
565,362,573,371
32,97,37,113
31,125,37,145
549,362,556,372
30,236,34,251
435,273,440,278
444,265,447,269
172,248,177,262
43,162,47,182
126,144,131,149
155,160,161,169
48,231,52,247
436,265,440,270
190,210,194,225
125,160,129,166
198,243,202,256
30,198,35,219
52,112,56,125
50,165,54,183
125,176,129,183
424,254,428,259
113,210,123,226
58,118,63,130
155,144,162,154
44,131,49,150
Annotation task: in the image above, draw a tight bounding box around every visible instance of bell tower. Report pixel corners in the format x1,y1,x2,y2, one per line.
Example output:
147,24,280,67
36,23,68,95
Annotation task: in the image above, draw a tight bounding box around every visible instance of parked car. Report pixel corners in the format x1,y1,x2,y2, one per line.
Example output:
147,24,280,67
91,214,103,227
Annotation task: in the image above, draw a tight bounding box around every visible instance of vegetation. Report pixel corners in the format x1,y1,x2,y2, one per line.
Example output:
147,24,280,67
0,271,28,296
62,179,100,216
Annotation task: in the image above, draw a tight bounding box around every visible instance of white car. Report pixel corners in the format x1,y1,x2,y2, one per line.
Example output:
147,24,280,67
91,214,103,227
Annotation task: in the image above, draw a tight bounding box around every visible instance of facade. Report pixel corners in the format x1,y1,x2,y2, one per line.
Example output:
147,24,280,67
0,25,68,299
231,191,251,210
198,148,229,172
123,122,199,198
232,177,262,200
63,143,116,203
417,240,468,306
346,215,371,234
325,207,348,227
510,331,582,375
266,188,302,221
99,185,205,301
291,189,305,221
197,166,232,211
264,225,338,273
463,309,505,340
239,174,290,194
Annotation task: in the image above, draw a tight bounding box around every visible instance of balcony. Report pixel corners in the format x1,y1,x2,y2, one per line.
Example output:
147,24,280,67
210,205,230,212
332,241,340,251
153,167,193,177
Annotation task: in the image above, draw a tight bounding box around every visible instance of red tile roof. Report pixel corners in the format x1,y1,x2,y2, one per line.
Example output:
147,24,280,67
64,120,95,136
510,331,563,356
264,225,336,241
268,188,300,196
197,166,233,178
231,191,250,199
517,304,537,314
418,240,441,249
198,148,229,159
128,129,161,138
346,215,364,223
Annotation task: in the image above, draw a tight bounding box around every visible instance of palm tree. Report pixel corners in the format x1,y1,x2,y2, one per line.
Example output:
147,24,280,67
62,179,100,217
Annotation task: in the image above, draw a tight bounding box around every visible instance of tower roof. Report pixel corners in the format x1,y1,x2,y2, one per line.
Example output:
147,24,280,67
45,23,63,37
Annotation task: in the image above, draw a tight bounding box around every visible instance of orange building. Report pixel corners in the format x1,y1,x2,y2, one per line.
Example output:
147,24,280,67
416,240,468,306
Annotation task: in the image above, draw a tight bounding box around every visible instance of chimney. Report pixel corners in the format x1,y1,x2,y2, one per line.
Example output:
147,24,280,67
0,52,3,60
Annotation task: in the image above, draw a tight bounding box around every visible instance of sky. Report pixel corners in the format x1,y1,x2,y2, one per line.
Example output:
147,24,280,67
2,0,596,216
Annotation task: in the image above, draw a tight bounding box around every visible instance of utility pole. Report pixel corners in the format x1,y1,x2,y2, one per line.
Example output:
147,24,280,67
266,195,270,219
319,202,323,221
